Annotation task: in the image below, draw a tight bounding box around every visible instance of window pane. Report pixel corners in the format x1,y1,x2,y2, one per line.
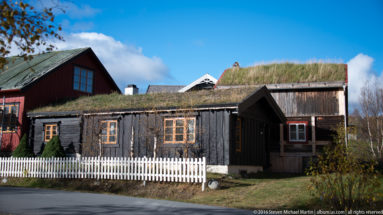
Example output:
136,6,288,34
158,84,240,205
73,77,79,90
80,69,87,79
165,120,173,126
87,71,93,80
298,132,305,140
80,82,86,91
165,135,173,141
86,71,93,93
289,125,297,140
187,119,194,133
11,106,16,114
175,120,183,126
110,122,116,135
73,81,79,90
175,135,183,141
86,82,92,93
101,123,107,135
52,126,57,135
109,135,115,142
175,127,184,134
101,135,107,142
80,70,87,91
298,125,305,132
74,68,80,90
74,67,80,76
165,127,173,134
187,134,194,142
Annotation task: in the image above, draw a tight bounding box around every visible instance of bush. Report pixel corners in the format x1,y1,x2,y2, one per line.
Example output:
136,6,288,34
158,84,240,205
12,134,34,157
41,136,65,158
307,126,381,210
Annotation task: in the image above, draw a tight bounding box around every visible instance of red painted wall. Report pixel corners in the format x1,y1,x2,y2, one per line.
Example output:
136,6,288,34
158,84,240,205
0,93,25,151
24,50,119,110
0,50,120,152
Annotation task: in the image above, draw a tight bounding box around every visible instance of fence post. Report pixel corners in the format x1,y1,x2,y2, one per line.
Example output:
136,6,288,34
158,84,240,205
202,157,206,191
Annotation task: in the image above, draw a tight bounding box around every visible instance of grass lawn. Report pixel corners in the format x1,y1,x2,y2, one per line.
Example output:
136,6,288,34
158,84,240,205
190,173,321,210
1,172,382,210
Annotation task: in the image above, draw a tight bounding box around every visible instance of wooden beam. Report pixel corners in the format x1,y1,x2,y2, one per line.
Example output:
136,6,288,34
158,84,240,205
280,123,284,156
311,116,316,155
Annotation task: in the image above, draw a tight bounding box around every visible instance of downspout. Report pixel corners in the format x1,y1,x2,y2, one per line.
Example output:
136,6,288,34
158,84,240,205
0,95,5,149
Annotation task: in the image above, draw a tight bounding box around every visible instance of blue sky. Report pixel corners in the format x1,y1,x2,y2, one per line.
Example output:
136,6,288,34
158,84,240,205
33,0,383,105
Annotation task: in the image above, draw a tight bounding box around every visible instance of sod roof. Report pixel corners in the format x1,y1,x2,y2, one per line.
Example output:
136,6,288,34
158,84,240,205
216,63,346,86
31,87,258,113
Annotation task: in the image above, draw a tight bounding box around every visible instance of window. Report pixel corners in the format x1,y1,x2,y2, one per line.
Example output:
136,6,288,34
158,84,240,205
100,120,118,144
235,117,242,152
73,66,93,93
44,124,58,142
0,103,19,132
164,117,196,144
288,121,307,142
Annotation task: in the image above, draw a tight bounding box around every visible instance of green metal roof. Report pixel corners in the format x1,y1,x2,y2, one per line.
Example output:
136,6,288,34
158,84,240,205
0,48,89,91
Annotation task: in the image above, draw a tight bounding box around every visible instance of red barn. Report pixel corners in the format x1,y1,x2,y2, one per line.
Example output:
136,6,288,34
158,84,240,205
0,47,120,153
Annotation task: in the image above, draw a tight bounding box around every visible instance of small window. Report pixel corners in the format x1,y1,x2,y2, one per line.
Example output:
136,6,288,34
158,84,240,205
73,66,93,93
235,117,242,152
0,103,19,132
44,124,58,142
100,120,118,144
288,121,307,142
164,117,196,144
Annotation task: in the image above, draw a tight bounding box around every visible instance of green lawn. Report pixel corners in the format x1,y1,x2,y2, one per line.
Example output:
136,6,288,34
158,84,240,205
189,173,321,210
1,173,382,210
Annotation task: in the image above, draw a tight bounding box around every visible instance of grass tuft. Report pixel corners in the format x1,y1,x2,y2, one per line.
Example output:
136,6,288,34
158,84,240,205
31,87,257,113
217,63,346,86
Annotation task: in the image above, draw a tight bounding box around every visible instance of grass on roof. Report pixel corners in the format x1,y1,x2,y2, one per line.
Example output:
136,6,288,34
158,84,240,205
217,63,346,86
32,87,257,113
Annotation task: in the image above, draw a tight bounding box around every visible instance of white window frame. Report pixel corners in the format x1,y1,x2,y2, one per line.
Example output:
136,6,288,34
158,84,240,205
288,123,307,142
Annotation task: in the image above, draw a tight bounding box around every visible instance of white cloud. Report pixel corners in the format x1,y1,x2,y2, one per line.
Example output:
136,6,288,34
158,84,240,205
347,53,382,105
55,32,169,89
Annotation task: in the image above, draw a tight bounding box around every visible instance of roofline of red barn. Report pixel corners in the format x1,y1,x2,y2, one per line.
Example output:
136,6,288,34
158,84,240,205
214,69,228,89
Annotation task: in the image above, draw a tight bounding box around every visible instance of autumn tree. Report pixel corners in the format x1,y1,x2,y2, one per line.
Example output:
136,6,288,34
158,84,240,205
0,0,63,68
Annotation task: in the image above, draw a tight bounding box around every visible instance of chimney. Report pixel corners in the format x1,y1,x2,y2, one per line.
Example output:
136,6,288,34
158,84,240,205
124,84,138,95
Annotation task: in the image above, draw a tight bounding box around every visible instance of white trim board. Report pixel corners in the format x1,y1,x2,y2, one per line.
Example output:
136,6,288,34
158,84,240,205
178,74,217,93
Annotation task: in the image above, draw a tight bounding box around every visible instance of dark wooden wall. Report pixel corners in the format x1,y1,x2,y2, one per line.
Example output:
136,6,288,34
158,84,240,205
280,115,344,144
31,117,82,155
270,89,340,116
230,116,279,167
81,110,232,165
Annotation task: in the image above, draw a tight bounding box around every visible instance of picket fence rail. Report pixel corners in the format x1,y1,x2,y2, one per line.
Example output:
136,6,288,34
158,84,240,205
0,157,207,191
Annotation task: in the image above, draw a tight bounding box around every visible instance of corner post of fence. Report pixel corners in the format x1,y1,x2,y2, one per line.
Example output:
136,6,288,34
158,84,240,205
202,157,206,192
97,156,100,180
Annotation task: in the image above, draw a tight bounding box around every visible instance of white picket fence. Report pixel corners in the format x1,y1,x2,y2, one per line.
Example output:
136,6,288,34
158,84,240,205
0,157,207,191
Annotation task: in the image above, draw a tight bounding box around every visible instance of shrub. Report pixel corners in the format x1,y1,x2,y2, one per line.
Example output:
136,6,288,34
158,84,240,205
41,136,65,158
307,126,381,210
12,134,34,157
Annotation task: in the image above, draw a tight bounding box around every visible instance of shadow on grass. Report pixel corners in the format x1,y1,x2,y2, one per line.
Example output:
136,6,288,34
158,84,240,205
216,180,252,190
246,171,305,179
